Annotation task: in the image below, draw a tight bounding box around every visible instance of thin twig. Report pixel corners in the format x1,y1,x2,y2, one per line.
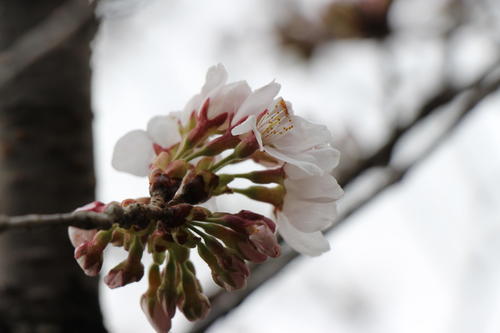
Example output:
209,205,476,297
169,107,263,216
189,67,500,333
0,0,94,87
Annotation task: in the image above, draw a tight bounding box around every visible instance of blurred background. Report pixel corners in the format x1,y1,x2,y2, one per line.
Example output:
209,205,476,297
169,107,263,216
1,0,499,332
93,0,500,332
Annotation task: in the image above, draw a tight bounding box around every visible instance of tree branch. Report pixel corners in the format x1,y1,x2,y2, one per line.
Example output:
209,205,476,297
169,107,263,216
189,65,500,333
0,0,94,87
0,211,113,233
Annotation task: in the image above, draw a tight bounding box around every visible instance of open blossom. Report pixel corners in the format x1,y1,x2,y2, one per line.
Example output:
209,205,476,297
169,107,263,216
112,64,280,177
232,97,340,177
231,96,343,255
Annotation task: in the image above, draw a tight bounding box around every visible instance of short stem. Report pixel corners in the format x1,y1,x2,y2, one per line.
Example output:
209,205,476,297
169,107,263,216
210,154,239,172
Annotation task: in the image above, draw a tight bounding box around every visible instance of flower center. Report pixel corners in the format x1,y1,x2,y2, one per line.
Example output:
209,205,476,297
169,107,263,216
257,98,294,143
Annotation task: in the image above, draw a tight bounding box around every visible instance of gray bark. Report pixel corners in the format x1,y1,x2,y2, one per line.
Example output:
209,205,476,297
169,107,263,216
0,1,106,332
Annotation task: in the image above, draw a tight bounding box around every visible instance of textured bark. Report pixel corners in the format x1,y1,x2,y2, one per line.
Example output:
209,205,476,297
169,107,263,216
0,1,106,332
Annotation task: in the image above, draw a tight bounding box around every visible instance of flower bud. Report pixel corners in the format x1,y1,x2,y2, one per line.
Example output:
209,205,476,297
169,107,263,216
199,223,267,263
220,211,280,258
74,229,112,276
158,254,179,316
197,241,248,291
178,263,210,321
104,235,145,288
69,201,108,248
141,264,172,333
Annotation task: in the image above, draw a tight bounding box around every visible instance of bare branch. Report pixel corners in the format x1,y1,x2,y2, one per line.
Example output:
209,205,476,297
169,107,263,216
190,65,500,333
0,0,94,87
0,211,113,233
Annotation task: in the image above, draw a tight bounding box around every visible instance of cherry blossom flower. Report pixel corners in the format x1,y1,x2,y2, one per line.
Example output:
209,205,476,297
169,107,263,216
232,97,340,177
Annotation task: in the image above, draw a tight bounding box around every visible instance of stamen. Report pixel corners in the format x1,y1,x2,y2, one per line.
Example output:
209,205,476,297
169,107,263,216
257,99,294,142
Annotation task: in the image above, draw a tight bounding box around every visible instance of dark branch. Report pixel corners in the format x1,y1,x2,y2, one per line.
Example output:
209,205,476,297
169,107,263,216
189,65,500,333
0,0,94,87
0,212,113,233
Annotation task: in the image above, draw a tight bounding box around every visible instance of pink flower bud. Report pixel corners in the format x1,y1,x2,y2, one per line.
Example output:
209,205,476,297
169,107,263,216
178,263,210,321
197,241,249,291
69,201,108,248
74,230,112,276
249,225,280,258
104,235,145,288
140,293,172,333
104,259,144,289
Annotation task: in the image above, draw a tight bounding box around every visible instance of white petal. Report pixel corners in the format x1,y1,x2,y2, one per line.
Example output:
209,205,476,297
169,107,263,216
284,175,343,203
283,197,337,232
232,115,256,135
183,93,202,115
112,130,154,177
233,81,281,123
277,212,330,256
272,115,333,152
201,63,228,96
208,81,252,119
264,146,323,176
283,148,340,179
146,115,181,148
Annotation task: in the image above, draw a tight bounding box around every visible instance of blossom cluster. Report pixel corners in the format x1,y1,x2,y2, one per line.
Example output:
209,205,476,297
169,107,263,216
69,64,343,332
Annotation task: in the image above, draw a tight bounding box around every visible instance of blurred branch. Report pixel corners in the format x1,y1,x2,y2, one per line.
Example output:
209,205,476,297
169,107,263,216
190,63,500,333
0,0,94,87
0,212,113,233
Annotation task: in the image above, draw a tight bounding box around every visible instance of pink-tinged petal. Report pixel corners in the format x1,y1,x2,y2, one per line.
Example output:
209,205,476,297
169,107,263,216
147,115,182,148
201,63,228,96
264,146,323,176
233,81,281,123
68,227,97,248
283,198,338,233
284,175,344,203
208,81,252,119
112,129,155,177
277,212,330,256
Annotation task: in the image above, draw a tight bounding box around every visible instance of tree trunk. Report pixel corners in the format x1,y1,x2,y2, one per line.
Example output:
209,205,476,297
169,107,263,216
0,1,106,332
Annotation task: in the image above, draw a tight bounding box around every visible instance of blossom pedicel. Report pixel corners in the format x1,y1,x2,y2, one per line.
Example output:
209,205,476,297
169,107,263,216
69,64,343,332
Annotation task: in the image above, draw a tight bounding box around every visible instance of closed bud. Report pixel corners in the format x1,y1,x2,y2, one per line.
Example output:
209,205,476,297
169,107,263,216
74,229,112,276
158,254,179,316
69,201,108,248
141,265,172,333
197,241,248,291
178,263,210,321
104,235,145,288
140,294,172,333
